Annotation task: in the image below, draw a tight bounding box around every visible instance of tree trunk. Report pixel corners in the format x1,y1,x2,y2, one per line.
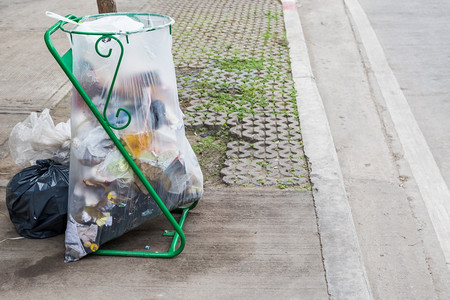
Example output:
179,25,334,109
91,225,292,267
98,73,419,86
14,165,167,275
96,0,117,13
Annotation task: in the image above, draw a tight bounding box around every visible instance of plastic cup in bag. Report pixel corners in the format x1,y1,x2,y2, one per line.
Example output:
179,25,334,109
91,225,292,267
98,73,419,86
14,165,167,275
121,131,152,157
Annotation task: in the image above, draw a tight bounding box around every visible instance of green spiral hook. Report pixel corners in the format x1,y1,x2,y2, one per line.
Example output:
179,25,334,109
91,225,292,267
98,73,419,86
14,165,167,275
95,35,132,130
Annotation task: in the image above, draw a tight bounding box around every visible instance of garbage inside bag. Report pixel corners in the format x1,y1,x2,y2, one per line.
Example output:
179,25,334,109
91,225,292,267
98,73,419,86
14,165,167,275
9,109,71,166
6,160,69,239
63,13,203,262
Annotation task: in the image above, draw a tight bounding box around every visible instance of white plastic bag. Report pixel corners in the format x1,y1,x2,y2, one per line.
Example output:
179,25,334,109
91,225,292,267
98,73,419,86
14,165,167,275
74,15,144,33
9,109,71,166
64,13,203,262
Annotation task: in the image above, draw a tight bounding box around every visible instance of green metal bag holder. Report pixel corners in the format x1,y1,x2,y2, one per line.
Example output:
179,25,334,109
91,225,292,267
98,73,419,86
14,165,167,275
44,14,198,258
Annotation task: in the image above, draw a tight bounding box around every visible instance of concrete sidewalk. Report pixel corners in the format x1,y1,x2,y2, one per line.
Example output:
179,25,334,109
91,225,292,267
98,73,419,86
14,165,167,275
0,188,327,299
0,0,330,299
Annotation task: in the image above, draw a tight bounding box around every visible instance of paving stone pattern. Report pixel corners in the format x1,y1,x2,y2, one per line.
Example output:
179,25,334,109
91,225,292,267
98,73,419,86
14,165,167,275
147,0,308,187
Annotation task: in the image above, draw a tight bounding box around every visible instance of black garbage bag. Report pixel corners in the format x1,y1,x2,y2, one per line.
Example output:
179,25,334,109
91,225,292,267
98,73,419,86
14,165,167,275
6,159,69,238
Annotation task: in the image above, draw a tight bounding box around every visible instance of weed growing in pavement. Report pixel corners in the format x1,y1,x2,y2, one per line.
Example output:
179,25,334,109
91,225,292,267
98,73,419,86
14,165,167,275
278,183,287,189
174,3,309,189
256,161,270,168
296,185,312,192
187,127,231,184
188,67,268,122
263,11,279,44
217,57,264,72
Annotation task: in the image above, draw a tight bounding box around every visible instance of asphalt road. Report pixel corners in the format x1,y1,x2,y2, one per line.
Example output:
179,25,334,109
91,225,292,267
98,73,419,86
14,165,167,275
298,0,450,298
359,0,450,190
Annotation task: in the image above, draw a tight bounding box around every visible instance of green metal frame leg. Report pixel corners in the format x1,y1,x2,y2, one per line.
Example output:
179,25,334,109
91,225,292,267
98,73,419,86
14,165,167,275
94,200,198,258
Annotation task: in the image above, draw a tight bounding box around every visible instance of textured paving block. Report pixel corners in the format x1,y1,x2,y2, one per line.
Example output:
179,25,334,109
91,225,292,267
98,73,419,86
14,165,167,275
157,0,310,187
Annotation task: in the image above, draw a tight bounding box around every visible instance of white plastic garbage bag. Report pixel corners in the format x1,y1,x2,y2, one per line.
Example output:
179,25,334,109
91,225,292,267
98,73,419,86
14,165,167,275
9,109,71,166
63,13,203,262
74,15,144,33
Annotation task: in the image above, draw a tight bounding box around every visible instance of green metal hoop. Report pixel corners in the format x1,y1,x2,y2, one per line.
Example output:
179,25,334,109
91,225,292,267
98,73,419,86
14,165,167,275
60,12,174,36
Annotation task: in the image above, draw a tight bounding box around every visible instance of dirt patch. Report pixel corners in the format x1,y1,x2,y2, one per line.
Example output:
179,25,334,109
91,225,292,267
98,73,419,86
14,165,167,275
185,128,230,187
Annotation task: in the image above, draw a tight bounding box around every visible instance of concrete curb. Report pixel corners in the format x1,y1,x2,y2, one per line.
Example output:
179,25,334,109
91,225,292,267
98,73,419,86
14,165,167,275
282,0,373,298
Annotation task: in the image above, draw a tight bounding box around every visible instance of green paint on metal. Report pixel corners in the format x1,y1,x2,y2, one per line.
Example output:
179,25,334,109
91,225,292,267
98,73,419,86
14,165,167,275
94,35,132,130
163,230,176,237
61,49,73,73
